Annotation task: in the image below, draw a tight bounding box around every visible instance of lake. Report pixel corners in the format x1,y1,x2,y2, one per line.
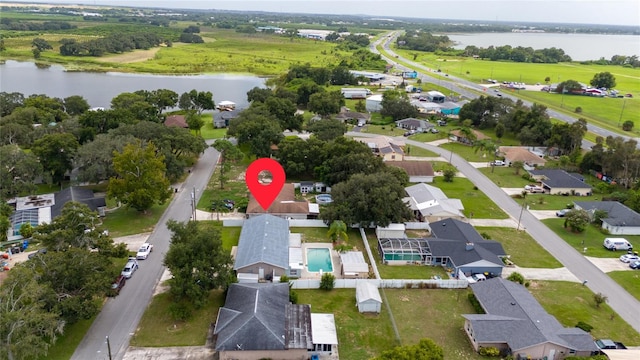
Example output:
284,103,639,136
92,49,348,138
0,60,266,109
446,32,640,61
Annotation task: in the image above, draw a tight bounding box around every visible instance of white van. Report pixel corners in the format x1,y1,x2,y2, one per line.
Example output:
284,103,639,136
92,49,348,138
603,238,633,251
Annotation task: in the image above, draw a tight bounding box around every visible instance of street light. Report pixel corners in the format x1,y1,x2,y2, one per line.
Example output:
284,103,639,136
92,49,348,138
106,336,112,360
191,187,197,221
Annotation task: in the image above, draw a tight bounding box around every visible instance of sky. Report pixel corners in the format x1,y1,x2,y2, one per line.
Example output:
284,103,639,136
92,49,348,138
5,0,640,26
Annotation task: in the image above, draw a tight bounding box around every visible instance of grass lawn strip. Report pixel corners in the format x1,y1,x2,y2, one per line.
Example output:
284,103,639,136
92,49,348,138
433,176,509,219
101,202,170,237
475,227,562,268
607,271,640,302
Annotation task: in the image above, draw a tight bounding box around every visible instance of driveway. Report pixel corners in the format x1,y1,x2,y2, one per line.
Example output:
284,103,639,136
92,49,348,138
529,210,559,220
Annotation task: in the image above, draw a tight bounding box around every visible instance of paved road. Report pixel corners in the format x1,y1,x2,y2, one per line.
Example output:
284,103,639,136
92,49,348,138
71,145,220,360
371,32,638,149
348,131,640,334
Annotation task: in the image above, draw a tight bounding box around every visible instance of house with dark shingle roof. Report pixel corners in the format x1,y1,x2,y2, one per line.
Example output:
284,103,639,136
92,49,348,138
387,161,434,183
214,282,338,360
528,169,592,196
574,201,640,235
428,218,506,277
450,129,490,145
395,118,433,132
234,214,290,279
213,109,240,128
463,278,599,358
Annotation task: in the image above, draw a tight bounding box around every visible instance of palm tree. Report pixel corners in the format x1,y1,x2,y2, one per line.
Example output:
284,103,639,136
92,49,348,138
473,139,498,173
327,220,348,244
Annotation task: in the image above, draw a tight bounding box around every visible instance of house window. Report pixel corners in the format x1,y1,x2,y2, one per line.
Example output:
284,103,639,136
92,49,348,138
569,349,576,354
391,155,396,160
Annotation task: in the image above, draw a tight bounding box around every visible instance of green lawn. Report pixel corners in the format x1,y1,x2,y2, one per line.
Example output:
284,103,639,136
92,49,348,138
479,166,532,188
197,156,252,212
608,270,640,302
541,218,640,257
475,227,562,268
196,221,241,251
404,145,439,157
530,281,640,344
433,177,509,219
524,194,600,211
290,227,361,245
102,202,170,237
297,289,398,360
130,290,225,347
360,124,404,136
199,121,228,140
439,142,490,162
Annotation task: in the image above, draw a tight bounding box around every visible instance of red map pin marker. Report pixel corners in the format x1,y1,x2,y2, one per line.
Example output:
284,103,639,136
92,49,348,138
246,158,286,211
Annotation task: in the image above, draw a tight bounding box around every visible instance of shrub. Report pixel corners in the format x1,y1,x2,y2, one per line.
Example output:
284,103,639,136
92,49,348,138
319,273,335,291
575,321,594,332
507,272,525,285
575,106,582,113
479,346,500,357
622,120,634,131
289,289,298,304
468,293,485,314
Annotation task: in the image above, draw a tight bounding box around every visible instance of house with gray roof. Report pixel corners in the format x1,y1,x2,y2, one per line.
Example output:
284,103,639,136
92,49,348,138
574,201,640,235
234,214,290,280
213,109,240,128
428,218,506,277
528,169,592,196
405,183,465,222
463,278,599,358
395,118,433,132
214,282,338,360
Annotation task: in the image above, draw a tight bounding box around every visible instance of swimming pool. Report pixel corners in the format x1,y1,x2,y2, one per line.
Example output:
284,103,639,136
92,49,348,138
306,248,333,272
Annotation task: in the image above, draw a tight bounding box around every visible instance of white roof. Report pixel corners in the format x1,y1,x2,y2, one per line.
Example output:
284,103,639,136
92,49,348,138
289,233,302,248
308,203,320,214
340,251,369,274
356,282,382,303
366,94,383,102
289,247,303,270
378,223,405,231
218,100,236,106
310,313,338,345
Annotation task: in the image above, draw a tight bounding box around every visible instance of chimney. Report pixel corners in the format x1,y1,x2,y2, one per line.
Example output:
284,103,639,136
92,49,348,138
465,242,474,251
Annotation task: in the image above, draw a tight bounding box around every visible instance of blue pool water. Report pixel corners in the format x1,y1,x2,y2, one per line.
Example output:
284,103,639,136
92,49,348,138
306,248,333,272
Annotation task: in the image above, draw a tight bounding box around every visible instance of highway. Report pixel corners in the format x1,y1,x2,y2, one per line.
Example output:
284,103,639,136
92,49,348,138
70,145,220,360
371,31,638,149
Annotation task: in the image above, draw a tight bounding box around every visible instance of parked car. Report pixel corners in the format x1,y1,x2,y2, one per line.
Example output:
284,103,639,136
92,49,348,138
223,199,235,210
524,184,544,193
595,339,627,350
471,274,487,282
108,275,126,297
629,260,640,269
436,120,447,126
136,243,153,260
619,254,640,263
556,209,571,217
430,128,439,134
121,258,139,279
603,238,633,251
490,160,505,166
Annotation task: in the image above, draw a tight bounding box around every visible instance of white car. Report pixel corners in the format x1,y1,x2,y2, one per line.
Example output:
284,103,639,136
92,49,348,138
524,184,544,193
490,160,505,166
619,254,640,263
136,243,153,260
121,258,139,279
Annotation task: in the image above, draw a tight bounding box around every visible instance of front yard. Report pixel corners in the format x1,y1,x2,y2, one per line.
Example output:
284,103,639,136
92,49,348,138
434,177,509,219
475,227,562,268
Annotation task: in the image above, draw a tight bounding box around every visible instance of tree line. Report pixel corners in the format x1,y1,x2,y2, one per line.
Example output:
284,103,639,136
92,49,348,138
58,31,167,57
0,19,76,31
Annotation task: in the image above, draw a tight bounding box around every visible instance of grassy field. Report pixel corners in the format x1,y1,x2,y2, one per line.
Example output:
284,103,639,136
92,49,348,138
199,121,228,140
433,176,509,219
608,270,640,301
529,280,640,344
102,201,170,237
542,218,640,257
39,316,96,360
130,290,225,347
439,142,490,162
475,227,563,268
524,194,602,211
290,226,361,245
478,166,532,188
197,154,253,211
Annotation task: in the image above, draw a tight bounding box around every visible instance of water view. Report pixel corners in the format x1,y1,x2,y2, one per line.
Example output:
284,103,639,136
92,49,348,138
0,60,266,109
446,32,640,61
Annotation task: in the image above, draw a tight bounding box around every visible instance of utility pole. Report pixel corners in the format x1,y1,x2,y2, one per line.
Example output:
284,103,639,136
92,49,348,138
191,187,196,221
618,98,627,128
517,191,527,231
106,336,112,360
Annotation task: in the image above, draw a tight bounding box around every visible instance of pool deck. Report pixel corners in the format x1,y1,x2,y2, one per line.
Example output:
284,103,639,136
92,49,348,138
301,242,341,279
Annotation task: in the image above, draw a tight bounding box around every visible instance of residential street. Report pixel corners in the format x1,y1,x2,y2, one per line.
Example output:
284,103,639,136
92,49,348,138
348,131,640,334
70,145,220,360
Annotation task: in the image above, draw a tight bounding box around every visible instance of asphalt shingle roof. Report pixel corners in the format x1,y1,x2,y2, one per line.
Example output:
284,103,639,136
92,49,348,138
430,218,484,243
234,214,289,271
51,186,106,219
574,201,640,227
465,278,598,352
529,169,592,189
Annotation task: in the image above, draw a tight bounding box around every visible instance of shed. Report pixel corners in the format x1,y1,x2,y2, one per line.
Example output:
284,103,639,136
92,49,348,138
376,223,406,239
366,94,383,112
356,282,382,313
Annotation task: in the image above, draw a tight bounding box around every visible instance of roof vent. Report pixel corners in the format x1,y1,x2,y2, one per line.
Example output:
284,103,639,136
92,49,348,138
510,302,516,306
465,242,474,251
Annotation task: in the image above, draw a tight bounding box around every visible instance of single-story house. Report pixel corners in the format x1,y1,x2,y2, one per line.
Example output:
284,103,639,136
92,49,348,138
528,169,592,196
449,129,490,145
405,183,465,222
164,114,188,128
7,187,106,241
339,251,369,279
498,146,547,169
412,100,442,114
428,218,506,277
387,161,435,183
213,109,240,128
246,184,319,219
463,278,599,358
356,282,382,313
335,109,370,124
214,283,338,360
234,214,290,280
353,136,405,162
365,94,383,112
299,181,314,194
574,201,640,235
395,118,434,132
